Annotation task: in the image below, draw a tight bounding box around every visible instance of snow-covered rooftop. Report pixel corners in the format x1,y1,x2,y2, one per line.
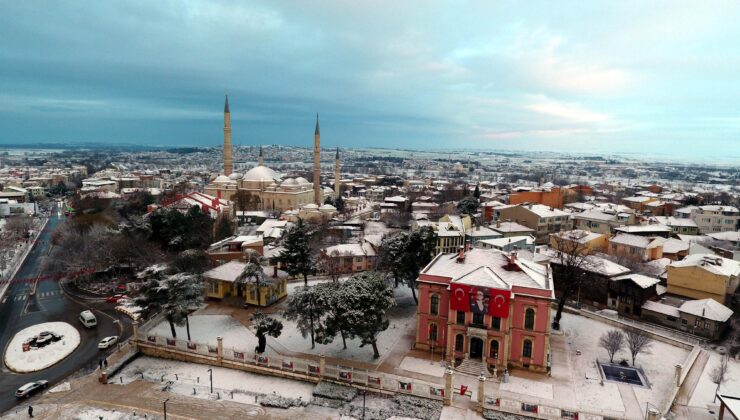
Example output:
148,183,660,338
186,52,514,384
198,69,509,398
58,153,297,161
670,254,740,277
679,298,733,322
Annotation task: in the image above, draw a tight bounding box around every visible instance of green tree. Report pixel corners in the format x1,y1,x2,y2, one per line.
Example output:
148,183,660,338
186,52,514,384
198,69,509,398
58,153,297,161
284,285,326,349
473,184,481,199
456,196,480,215
343,272,395,358
251,312,283,354
214,215,234,242
273,218,315,286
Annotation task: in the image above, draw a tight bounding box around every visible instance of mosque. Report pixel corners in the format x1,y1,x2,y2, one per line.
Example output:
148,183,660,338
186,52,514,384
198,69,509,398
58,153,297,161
205,96,338,213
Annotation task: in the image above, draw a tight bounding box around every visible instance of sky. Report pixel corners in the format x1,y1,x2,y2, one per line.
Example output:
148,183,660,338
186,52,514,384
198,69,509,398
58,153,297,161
1,1,739,161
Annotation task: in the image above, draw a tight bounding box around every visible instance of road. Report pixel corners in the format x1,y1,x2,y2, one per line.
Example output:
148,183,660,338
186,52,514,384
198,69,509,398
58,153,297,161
0,208,131,413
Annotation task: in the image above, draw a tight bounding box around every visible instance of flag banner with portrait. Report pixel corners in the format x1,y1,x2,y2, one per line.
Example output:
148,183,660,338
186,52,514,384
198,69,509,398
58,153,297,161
451,284,510,317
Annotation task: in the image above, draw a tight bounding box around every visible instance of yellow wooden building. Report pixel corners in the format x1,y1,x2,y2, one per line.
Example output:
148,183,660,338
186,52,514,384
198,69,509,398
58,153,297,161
203,260,287,307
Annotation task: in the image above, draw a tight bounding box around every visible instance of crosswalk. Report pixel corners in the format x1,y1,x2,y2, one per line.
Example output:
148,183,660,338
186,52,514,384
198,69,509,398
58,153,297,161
1,290,60,304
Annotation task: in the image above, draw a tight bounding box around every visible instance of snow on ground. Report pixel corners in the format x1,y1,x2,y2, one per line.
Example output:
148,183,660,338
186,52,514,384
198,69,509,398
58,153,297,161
4,322,80,373
115,356,315,401
560,311,689,413
688,352,740,408
500,376,553,400
148,314,258,352
48,382,71,393
272,284,416,364
399,356,446,378
73,408,150,420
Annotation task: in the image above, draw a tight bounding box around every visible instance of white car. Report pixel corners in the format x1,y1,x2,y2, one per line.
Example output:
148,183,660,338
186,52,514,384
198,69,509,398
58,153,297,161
97,336,118,349
16,380,48,398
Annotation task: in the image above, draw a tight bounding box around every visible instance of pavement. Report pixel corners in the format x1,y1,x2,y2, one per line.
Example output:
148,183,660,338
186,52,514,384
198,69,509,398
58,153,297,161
0,208,132,414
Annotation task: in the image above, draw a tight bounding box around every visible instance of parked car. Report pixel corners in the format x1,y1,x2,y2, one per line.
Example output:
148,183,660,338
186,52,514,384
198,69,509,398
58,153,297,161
15,380,48,398
98,336,118,349
35,331,53,345
105,294,128,303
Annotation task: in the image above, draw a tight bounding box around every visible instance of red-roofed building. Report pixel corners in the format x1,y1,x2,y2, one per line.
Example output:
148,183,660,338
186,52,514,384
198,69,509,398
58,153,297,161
155,192,232,219
416,248,554,373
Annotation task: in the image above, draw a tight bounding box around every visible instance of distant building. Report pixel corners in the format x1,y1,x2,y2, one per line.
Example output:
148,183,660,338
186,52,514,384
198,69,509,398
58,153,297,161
641,297,732,340
494,204,572,244
509,185,565,209
666,254,740,305
674,205,740,234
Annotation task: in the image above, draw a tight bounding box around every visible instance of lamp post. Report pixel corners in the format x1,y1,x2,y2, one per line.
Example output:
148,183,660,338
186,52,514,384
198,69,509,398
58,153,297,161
163,398,169,420
362,388,366,419
208,368,213,393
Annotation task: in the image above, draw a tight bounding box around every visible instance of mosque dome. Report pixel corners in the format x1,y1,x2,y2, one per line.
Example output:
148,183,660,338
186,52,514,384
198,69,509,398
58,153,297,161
303,203,319,210
242,165,281,182
319,204,336,211
228,172,242,180
281,178,299,187
213,174,231,183
295,177,310,184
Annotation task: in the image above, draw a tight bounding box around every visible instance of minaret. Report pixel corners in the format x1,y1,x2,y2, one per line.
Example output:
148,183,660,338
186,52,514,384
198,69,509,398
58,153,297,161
334,147,340,197
223,95,233,176
258,145,264,166
313,113,321,205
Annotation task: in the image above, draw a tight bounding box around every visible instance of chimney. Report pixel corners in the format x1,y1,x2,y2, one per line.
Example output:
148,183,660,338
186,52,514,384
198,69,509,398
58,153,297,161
457,246,465,263
510,251,517,265
496,219,501,228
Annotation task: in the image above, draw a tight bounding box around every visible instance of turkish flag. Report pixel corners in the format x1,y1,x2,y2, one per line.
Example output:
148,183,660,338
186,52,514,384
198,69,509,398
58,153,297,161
460,385,468,395
488,288,511,318
450,284,468,311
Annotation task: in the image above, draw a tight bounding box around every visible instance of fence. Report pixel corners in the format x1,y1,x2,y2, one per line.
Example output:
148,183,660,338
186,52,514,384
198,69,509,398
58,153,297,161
136,332,447,401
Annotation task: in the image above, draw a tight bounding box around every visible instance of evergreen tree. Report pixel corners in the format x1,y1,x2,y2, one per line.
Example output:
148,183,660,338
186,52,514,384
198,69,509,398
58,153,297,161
456,196,480,215
333,195,345,212
378,231,408,287
274,218,315,286
314,281,350,349
284,285,326,349
378,227,437,304
134,269,203,341
236,261,267,306
251,312,283,354
342,272,395,358
473,184,481,199
214,214,234,241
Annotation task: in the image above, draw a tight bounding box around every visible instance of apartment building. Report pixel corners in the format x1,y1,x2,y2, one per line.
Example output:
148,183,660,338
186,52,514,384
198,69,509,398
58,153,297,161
674,205,740,234
494,204,571,244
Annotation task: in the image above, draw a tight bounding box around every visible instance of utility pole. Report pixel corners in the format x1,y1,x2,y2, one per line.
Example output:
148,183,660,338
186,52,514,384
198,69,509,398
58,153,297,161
208,368,213,393
163,398,169,420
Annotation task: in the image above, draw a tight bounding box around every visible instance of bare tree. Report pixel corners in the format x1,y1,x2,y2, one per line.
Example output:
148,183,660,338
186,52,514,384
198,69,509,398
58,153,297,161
316,250,344,283
625,330,652,366
709,355,730,402
549,232,598,330
599,329,625,363
5,214,34,239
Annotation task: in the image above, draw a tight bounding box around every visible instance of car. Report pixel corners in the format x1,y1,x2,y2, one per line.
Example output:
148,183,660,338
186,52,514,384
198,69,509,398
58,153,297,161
115,283,127,292
15,380,48,398
105,294,128,303
35,331,53,345
98,336,118,349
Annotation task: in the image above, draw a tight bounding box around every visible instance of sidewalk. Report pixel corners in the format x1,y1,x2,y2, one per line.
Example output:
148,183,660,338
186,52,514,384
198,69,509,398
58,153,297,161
0,217,49,301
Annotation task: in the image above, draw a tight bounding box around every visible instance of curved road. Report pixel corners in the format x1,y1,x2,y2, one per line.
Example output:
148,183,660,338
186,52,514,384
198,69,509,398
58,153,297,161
0,208,131,413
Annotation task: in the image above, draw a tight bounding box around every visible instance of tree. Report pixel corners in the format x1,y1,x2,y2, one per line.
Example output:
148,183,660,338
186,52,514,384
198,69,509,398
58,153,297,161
599,330,625,363
378,227,437,304
333,195,345,212
473,184,481,199
710,355,730,402
273,218,315,286
549,233,598,330
134,269,203,341
214,214,234,242
5,215,34,239
233,190,255,215
314,281,351,349
316,250,343,283
625,331,652,366
236,261,267,306
342,272,395,358
379,232,409,288
456,196,480,215
172,249,210,274
284,285,326,349
251,312,283,354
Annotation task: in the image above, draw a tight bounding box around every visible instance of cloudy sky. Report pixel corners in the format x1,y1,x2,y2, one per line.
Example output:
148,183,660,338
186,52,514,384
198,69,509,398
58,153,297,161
1,1,739,161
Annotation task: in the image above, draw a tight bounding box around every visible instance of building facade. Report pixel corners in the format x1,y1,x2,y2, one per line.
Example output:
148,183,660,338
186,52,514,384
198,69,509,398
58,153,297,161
416,248,554,373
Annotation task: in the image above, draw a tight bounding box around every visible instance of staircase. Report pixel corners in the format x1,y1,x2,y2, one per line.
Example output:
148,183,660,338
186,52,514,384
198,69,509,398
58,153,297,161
456,358,487,376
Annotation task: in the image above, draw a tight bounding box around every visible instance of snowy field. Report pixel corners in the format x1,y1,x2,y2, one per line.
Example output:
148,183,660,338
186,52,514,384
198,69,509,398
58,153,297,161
500,376,554,400
688,352,740,408
148,314,259,352
560,311,689,414
115,356,315,401
4,322,80,372
399,356,446,378
272,284,417,364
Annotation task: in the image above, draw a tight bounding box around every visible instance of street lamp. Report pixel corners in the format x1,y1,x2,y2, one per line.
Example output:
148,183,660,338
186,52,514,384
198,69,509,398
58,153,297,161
207,368,213,393
163,398,169,420
362,388,366,419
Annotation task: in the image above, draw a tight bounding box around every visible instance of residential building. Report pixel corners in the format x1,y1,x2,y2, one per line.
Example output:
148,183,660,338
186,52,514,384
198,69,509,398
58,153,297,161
465,225,502,246
207,235,264,263
203,260,287,307
666,254,740,305
608,233,665,262
675,205,740,234
650,216,700,235
319,240,378,274
621,196,657,212
491,221,535,238
476,236,536,253
606,274,661,317
549,230,608,253
641,297,732,340
571,209,635,235
416,248,555,373
494,204,572,244
509,185,564,209
413,214,471,254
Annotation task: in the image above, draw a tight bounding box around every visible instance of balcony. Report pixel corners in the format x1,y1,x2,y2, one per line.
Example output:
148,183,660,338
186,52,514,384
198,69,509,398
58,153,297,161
467,324,488,338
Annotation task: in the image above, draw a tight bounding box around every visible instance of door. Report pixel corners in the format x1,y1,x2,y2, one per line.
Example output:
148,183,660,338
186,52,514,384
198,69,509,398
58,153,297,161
470,337,483,360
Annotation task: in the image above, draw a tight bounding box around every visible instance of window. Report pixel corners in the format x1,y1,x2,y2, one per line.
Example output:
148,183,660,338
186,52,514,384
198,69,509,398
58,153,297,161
456,311,466,325
429,323,438,341
522,339,533,358
473,312,484,326
430,295,440,316
489,340,499,359
455,334,464,352
491,317,501,330
355,257,363,262
524,308,535,330
681,319,688,325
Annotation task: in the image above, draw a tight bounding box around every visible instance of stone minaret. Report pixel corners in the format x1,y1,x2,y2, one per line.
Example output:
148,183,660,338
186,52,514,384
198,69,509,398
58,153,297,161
313,113,321,204
334,147,340,197
223,95,233,176
258,145,264,166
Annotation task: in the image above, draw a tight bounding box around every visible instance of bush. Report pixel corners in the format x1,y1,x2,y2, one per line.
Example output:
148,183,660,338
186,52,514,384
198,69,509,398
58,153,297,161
312,381,358,402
